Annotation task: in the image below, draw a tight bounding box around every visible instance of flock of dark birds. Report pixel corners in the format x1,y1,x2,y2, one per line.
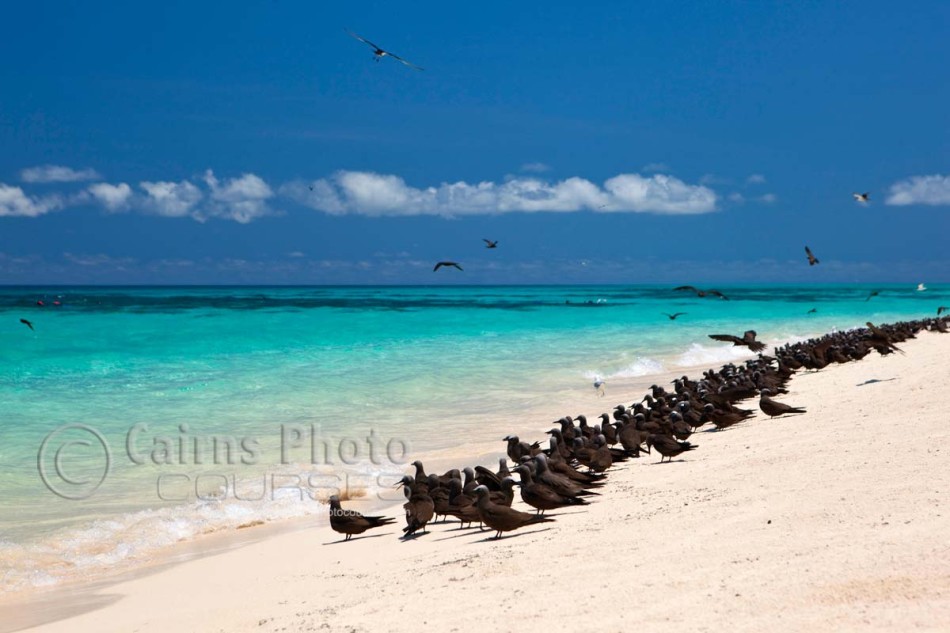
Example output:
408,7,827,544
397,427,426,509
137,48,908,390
328,314,950,542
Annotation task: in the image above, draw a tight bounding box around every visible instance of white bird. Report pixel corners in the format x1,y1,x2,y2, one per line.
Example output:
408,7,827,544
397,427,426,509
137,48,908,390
345,29,424,70
853,192,870,203
917,283,927,292
593,379,606,397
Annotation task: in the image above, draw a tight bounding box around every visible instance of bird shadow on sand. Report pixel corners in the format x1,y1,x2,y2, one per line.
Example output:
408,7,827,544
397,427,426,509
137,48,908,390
857,378,896,387
322,533,391,546
399,531,433,542
649,459,689,465
432,527,491,542
471,526,555,544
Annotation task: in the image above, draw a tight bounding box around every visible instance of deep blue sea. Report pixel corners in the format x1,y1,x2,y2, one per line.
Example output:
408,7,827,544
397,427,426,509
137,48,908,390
0,284,945,591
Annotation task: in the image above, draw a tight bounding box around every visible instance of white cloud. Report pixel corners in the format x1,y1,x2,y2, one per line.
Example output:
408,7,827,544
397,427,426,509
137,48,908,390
641,162,670,173
886,174,950,206
140,180,204,218
20,165,101,183
283,171,716,216
746,174,766,185
87,182,133,211
758,193,777,203
728,192,745,203
0,184,63,217
520,162,550,173
201,170,275,223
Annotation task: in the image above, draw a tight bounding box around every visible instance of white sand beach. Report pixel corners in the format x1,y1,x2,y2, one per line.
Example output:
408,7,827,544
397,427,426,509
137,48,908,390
6,331,950,633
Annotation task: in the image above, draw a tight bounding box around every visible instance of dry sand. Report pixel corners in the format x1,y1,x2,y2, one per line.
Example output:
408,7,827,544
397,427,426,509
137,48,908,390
6,331,950,632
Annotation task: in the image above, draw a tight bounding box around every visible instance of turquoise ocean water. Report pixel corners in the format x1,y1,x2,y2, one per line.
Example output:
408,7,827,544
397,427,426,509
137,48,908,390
0,284,945,591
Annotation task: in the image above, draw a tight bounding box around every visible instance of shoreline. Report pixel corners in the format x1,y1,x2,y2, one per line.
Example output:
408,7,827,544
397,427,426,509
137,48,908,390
3,324,949,631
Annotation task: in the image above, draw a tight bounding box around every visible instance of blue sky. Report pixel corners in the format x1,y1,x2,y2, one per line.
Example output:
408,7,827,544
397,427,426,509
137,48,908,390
1,0,949,284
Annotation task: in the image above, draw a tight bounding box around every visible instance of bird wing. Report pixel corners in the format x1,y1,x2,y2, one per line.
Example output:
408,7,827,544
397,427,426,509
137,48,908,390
433,263,443,272
20,319,34,331
709,334,741,344
938,307,948,315
673,285,698,293
452,263,463,271
707,290,729,300
387,52,424,71
344,29,383,51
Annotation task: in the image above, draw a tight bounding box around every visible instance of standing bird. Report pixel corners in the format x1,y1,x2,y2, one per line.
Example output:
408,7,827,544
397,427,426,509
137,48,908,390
482,239,498,249
327,495,396,541
472,486,554,539
646,435,698,463
345,30,424,70
758,390,806,418
805,246,819,266
19,318,34,331
662,312,687,321
593,378,606,397
433,261,463,272
708,330,766,352
401,486,435,537
853,192,870,203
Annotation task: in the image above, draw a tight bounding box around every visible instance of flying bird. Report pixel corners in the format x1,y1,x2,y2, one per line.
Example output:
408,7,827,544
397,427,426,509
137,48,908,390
433,261,463,272
483,239,498,249
309,185,314,191
916,283,927,292
853,192,870,203
19,318,34,331
938,306,949,316
345,29,424,70
865,290,880,302
807,308,817,314
708,330,766,352
662,312,687,321
805,246,819,266
673,286,729,300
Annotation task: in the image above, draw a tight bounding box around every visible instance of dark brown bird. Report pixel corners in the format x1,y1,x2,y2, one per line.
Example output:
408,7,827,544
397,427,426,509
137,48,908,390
866,290,880,302
865,322,903,355
937,307,948,316
401,486,435,537
483,239,498,249
807,308,817,314
646,434,698,463
345,29,424,70
19,318,34,331
433,261,463,272
473,486,554,539
758,389,806,418
327,495,396,541
662,312,687,320
514,465,589,515
708,330,766,353
674,285,729,300
805,246,819,266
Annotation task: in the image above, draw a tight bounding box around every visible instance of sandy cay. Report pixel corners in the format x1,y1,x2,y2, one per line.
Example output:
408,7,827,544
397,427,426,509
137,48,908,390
5,331,950,633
